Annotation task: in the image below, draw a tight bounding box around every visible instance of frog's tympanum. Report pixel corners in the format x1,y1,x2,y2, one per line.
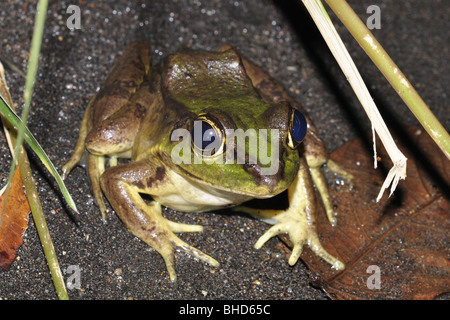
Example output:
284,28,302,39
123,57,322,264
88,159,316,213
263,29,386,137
63,42,352,281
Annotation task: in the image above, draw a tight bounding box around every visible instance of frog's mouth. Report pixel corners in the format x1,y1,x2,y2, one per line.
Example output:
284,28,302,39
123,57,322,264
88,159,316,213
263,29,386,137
170,160,292,199
170,164,281,201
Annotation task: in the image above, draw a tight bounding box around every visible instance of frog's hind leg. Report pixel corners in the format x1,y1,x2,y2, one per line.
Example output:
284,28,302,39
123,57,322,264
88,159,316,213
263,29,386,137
100,160,219,281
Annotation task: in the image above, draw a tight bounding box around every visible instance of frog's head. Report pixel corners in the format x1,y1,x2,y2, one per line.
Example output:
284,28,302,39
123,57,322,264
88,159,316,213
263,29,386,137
158,48,306,197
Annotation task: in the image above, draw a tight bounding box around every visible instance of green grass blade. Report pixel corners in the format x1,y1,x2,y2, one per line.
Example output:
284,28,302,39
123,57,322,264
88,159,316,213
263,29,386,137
5,0,47,194
0,94,78,213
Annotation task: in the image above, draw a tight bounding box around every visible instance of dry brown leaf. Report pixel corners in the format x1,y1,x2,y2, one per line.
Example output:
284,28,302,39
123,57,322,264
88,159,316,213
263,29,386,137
0,168,31,271
282,126,449,299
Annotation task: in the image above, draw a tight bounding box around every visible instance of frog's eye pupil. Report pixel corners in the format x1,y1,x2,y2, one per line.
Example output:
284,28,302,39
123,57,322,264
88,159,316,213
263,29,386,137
202,127,216,149
291,110,307,143
193,120,217,150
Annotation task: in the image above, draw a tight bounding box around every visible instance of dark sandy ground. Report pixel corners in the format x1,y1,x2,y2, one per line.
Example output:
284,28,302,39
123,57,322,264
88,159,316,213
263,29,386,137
0,0,448,300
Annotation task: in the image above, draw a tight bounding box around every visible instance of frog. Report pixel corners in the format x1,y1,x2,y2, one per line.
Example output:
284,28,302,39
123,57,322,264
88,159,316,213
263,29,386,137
62,42,352,281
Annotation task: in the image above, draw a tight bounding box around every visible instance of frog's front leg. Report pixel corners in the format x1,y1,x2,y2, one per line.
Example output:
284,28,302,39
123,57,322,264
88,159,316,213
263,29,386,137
238,157,345,270
100,160,219,281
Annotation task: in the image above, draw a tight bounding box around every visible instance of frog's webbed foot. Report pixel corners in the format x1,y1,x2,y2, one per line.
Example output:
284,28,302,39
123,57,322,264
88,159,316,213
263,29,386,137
239,206,344,270
236,157,345,271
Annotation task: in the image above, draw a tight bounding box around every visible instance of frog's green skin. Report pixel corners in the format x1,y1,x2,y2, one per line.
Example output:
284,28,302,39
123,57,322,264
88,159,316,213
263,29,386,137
63,42,351,281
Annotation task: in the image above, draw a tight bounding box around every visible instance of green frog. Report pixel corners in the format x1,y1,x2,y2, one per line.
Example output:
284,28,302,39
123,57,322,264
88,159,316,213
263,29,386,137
62,42,351,281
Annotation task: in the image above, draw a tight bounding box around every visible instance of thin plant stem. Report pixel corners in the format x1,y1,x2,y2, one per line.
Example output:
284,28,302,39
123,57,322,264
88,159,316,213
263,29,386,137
325,0,450,160
301,0,407,200
7,0,48,189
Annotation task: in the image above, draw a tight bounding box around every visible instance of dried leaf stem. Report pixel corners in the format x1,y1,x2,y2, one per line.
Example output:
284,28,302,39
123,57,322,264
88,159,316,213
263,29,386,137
301,0,407,200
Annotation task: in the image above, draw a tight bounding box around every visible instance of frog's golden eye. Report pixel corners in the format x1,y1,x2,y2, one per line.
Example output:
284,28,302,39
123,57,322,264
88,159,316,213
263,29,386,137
191,115,225,158
287,109,307,149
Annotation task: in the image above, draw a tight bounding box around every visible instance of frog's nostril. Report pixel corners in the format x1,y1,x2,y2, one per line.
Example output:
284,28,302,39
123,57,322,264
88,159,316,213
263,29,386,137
243,159,284,192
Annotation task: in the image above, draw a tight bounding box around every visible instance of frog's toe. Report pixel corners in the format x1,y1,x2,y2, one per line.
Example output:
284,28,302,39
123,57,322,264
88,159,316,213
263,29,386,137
158,246,177,282
254,213,306,266
287,240,305,266
254,210,345,270
254,224,284,250
286,228,344,270
326,159,354,184
165,219,216,264
148,231,219,282
167,220,204,233
173,237,219,268
233,206,284,225
308,236,345,270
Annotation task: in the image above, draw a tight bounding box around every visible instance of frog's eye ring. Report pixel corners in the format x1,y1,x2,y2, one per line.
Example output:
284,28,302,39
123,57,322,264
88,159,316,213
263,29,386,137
287,109,307,149
191,115,225,158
